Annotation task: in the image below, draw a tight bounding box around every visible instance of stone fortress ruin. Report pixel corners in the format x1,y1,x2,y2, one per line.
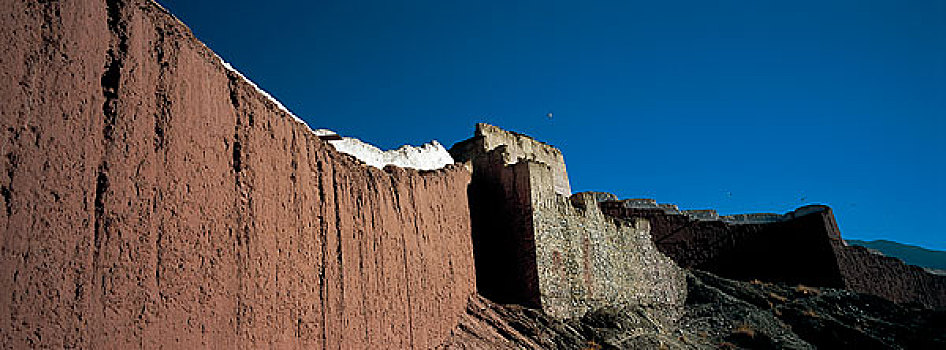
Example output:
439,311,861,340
450,123,946,314
2,0,943,346
449,124,686,319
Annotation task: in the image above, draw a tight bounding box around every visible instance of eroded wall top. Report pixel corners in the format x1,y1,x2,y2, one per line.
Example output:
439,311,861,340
451,123,571,195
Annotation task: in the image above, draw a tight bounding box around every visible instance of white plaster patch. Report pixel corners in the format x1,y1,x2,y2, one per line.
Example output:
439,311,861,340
314,129,455,171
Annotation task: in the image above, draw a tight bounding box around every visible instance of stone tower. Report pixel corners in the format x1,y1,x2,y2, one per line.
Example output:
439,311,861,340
450,124,686,319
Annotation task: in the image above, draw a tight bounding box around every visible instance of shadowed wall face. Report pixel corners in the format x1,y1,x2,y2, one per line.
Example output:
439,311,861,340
0,0,475,348
600,205,846,288
601,202,946,309
465,148,542,308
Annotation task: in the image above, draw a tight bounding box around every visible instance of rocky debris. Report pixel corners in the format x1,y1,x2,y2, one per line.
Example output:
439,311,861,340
436,294,590,349
0,0,475,347
681,270,946,349
438,294,687,350
440,270,946,349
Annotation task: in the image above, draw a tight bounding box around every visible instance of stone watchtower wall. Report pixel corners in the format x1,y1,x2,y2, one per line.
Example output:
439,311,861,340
450,124,685,319
600,200,946,309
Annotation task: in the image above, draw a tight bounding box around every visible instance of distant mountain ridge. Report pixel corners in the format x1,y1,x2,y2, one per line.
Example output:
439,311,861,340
846,239,946,273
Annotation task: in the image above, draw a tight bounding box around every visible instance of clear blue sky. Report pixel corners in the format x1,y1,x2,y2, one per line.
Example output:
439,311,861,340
160,0,945,250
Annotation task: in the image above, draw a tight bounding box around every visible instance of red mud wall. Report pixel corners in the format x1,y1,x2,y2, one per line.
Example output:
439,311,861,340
823,212,946,309
0,0,475,348
834,246,946,309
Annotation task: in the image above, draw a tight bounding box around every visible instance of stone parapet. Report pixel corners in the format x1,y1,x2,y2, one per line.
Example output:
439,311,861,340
451,123,572,196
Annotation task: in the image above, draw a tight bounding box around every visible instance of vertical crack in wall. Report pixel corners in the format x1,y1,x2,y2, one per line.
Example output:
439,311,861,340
314,158,329,350
152,25,171,153
329,162,346,342
358,174,372,345
390,183,402,215
368,175,384,344
93,0,129,311
231,139,242,174
154,223,164,288
0,186,11,219
92,169,108,273
289,130,304,340
226,72,253,336
0,152,14,220
402,177,417,349
149,18,175,301
101,0,126,143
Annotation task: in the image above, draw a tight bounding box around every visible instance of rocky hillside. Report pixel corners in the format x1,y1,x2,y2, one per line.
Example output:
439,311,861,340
439,270,946,349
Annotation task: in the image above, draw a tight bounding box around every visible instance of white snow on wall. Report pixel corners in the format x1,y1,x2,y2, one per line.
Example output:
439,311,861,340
215,55,454,171
313,130,455,171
